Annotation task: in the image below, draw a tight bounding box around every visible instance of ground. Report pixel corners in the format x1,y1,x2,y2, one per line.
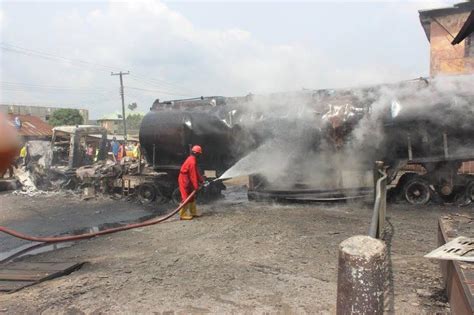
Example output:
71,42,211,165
0,185,469,314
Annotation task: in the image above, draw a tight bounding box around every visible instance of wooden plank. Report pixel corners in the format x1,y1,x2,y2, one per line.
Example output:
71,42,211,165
3,262,80,272
0,261,85,293
0,270,51,281
0,280,35,292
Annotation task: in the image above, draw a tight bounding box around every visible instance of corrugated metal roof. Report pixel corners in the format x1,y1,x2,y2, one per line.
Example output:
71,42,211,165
7,114,53,138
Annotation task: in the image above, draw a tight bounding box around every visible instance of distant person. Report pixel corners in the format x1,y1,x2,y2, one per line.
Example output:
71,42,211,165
132,142,140,159
111,137,119,159
86,144,94,164
117,142,125,161
178,145,204,220
19,143,28,166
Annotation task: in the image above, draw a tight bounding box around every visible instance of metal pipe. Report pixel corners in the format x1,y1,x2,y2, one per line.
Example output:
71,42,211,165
443,132,449,158
369,169,387,239
407,135,413,160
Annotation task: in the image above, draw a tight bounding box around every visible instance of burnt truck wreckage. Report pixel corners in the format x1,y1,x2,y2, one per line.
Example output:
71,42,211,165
139,76,474,205
245,77,474,204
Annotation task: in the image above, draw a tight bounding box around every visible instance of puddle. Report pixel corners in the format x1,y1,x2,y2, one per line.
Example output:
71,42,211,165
0,213,162,264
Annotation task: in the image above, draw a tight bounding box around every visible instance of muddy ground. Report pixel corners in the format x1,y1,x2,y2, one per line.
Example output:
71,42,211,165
0,185,471,314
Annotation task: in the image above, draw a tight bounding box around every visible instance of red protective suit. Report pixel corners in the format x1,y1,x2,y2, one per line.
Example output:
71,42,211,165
178,155,203,202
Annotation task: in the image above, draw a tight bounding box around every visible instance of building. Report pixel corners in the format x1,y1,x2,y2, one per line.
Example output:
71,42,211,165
419,2,474,76
97,112,143,137
97,112,124,135
0,104,89,125
6,113,53,140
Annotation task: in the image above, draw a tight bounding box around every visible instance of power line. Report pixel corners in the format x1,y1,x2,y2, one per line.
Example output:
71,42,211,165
0,81,112,92
1,42,197,96
125,85,195,97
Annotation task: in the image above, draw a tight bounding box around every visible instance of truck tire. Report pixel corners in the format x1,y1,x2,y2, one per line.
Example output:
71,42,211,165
138,183,157,204
403,176,431,205
171,187,182,205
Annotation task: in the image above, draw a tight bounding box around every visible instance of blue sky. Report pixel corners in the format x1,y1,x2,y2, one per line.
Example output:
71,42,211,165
0,0,459,119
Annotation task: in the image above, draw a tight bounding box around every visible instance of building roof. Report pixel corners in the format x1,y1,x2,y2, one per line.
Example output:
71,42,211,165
97,112,124,121
419,2,474,41
7,114,53,138
53,125,107,135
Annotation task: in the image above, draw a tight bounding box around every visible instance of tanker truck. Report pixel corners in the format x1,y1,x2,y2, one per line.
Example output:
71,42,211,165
138,96,253,203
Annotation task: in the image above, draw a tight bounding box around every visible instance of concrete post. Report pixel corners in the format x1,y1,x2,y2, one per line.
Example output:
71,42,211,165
337,235,387,315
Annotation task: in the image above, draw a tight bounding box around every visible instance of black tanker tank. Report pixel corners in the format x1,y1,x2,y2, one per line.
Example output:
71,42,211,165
139,97,239,176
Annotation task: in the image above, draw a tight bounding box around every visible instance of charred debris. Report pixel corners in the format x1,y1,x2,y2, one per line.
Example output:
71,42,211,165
13,76,474,206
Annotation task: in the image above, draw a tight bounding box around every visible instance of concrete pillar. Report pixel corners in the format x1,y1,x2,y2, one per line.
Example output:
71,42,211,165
336,235,387,315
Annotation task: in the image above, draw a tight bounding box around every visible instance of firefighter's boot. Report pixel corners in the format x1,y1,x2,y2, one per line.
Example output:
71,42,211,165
179,204,193,220
190,201,201,217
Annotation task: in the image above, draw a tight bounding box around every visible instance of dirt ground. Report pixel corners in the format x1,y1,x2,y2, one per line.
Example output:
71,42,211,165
0,185,470,314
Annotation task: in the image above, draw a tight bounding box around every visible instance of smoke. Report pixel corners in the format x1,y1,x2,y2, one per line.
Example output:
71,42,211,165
220,75,474,190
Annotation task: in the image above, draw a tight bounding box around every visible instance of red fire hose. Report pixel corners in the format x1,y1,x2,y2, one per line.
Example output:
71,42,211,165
0,190,197,243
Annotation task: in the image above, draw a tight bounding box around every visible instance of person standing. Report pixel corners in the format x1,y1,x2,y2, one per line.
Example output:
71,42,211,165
111,137,119,160
86,144,94,164
178,145,204,220
132,142,140,159
117,141,125,162
19,143,28,166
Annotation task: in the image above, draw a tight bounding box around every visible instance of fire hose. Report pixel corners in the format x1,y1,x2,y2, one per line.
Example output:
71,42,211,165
0,190,197,243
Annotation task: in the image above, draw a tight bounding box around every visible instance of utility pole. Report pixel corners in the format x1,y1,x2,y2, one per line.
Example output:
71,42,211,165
111,71,130,142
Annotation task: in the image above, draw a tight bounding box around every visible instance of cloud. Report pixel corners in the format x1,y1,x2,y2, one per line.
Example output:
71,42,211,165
1,0,430,118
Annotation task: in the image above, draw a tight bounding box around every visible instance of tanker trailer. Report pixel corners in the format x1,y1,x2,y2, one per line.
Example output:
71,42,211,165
139,98,246,203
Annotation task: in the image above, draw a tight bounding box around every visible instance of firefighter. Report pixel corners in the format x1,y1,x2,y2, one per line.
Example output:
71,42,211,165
178,145,204,220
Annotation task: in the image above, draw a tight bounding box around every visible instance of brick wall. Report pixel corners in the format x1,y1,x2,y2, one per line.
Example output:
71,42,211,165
429,12,474,76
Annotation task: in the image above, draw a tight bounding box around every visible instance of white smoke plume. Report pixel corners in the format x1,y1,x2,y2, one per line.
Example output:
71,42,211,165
220,75,474,190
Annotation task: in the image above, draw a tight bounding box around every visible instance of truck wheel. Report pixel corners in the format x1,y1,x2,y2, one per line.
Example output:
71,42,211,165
403,177,431,205
138,183,157,204
171,187,182,205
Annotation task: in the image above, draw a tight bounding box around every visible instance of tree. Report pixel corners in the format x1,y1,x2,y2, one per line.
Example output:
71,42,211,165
126,113,144,131
49,109,84,126
128,102,138,111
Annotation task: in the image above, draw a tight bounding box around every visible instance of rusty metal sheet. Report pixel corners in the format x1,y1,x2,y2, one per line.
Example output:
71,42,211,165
0,261,85,293
0,270,51,281
3,262,81,271
6,114,53,138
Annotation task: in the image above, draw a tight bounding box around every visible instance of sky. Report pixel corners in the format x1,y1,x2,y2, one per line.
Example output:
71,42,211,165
0,0,461,119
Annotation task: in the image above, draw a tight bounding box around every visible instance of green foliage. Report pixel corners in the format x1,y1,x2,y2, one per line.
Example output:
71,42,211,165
126,113,144,130
49,109,84,126
128,102,138,111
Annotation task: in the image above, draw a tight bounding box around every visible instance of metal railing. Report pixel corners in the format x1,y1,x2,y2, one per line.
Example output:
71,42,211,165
369,162,388,239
